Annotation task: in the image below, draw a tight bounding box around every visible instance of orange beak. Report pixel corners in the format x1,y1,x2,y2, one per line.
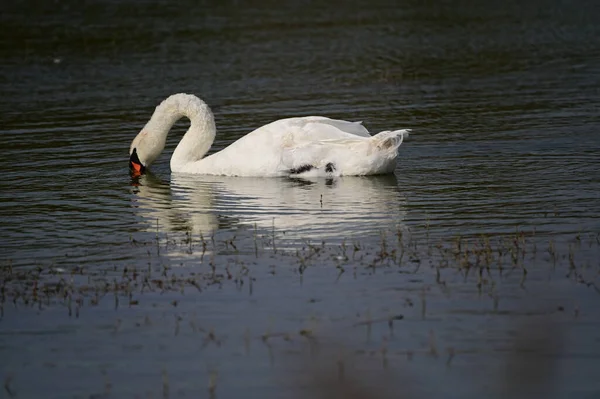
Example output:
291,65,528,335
130,160,143,173
129,148,146,177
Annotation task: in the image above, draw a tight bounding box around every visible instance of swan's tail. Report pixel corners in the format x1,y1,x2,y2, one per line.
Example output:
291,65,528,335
372,129,411,152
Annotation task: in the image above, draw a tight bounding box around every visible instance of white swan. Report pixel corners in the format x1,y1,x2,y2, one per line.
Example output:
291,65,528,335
129,93,410,177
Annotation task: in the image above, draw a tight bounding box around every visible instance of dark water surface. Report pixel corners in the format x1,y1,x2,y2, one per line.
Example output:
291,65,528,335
1,0,600,397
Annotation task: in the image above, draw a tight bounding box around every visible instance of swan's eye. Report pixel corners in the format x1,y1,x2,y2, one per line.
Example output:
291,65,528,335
129,148,146,175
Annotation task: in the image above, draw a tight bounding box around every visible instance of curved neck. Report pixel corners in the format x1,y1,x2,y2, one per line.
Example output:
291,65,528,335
143,94,216,172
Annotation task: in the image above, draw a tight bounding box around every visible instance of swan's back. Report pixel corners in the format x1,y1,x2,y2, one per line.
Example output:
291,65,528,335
273,116,372,138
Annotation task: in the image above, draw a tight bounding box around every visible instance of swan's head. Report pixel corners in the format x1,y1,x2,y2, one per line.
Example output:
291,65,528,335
129,130,150,176
129,127,165,176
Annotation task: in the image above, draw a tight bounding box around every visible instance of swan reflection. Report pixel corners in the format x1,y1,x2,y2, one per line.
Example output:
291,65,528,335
130,173,407,241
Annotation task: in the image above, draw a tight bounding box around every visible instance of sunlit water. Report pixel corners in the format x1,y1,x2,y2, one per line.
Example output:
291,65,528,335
1,0,600,397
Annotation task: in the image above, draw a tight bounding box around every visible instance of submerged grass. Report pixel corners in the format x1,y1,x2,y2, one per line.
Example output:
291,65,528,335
1,226,599,318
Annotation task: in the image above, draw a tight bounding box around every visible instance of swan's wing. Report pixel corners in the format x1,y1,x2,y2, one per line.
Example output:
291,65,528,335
280,137,366,173
267,117,372,173
279,126,410,175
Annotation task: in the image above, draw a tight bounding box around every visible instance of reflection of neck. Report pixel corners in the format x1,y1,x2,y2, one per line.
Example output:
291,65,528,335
134,174,218,236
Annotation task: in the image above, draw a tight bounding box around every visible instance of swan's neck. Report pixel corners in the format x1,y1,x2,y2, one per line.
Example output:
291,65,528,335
143,93,216,172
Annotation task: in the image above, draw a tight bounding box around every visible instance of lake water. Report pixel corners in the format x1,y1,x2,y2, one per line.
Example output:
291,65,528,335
1,0,599,398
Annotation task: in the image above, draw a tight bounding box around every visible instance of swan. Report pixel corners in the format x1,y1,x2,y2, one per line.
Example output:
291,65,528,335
128,93,410,177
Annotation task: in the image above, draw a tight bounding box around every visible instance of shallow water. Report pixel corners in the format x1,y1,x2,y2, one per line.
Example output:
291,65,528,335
1,0,600,397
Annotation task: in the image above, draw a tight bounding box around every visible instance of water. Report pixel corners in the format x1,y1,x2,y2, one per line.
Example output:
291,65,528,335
1,0,600,397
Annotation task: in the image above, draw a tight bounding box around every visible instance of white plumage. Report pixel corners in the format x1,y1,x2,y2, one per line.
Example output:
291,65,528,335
129,93,410,177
